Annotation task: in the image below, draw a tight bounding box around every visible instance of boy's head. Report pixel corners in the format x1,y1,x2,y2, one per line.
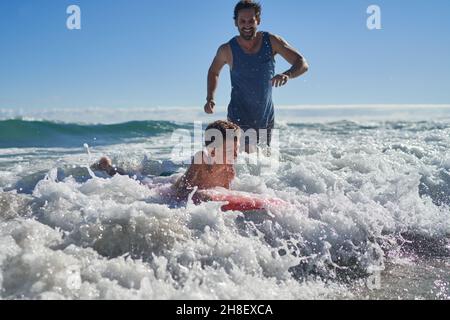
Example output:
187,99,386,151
91,156,112,171
205,120,241,164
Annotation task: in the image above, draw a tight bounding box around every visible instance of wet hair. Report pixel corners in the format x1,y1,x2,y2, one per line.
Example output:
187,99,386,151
205,120,241,147
233,0,262,21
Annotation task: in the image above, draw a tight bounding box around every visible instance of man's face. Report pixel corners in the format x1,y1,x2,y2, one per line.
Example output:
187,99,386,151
235,8,260,40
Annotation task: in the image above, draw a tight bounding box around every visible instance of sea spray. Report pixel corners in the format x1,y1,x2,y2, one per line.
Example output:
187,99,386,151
1,117,449,299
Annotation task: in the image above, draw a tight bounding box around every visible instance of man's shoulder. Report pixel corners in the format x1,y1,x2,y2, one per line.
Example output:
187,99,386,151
216,42,232,60
218,42,232,52
266,33,287,53
267,32,284,43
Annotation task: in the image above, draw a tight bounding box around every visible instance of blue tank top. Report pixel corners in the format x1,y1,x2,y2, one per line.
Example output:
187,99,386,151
228,31,275,129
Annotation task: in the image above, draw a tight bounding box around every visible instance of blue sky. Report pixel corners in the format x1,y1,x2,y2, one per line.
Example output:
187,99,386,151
1,0,449,109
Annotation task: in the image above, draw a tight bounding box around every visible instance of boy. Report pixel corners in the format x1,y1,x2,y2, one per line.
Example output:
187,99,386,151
91,120,241,202
90,156,127,176
173,120,240,200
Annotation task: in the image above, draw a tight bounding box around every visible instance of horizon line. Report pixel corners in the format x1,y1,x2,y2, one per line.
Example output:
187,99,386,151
2,104,450,111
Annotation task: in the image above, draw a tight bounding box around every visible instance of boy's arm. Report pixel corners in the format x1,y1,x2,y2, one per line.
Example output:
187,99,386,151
174,152,205,196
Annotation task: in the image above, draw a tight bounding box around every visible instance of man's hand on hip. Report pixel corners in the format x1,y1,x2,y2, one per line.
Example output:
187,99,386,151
204,99,216,114
271,74,290,87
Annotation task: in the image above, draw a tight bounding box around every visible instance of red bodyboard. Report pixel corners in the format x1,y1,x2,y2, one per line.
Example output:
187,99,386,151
195,189,286,212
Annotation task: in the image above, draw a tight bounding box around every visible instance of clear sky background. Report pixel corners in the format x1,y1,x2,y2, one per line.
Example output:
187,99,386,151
1,0,449,110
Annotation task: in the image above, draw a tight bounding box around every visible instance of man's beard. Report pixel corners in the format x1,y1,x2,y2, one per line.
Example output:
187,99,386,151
239,28,257,41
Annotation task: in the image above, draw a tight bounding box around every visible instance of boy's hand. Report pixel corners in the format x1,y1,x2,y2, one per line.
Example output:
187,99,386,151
204,99,215,114
271,74,290,87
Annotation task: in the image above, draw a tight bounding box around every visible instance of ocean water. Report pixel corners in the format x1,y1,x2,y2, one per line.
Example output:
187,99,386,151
0,105,449,300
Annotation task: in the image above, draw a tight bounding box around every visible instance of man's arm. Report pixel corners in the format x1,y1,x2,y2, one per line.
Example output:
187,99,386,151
205,44,230,114
270,34,309,87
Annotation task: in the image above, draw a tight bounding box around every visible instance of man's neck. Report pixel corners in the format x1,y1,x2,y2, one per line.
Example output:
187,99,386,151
238,32,261,49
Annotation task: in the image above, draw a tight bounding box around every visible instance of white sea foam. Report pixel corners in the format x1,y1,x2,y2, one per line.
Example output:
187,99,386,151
1,109,450,300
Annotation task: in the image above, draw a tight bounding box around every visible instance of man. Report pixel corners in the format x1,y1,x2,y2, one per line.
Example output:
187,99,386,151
204,0,309,148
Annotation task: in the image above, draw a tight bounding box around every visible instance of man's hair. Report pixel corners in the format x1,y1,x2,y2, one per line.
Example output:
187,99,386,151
205,120,240,147
233,0,262,21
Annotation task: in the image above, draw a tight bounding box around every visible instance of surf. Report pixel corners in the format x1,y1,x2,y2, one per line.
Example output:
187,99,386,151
0,119,190,148
1,114,449,300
